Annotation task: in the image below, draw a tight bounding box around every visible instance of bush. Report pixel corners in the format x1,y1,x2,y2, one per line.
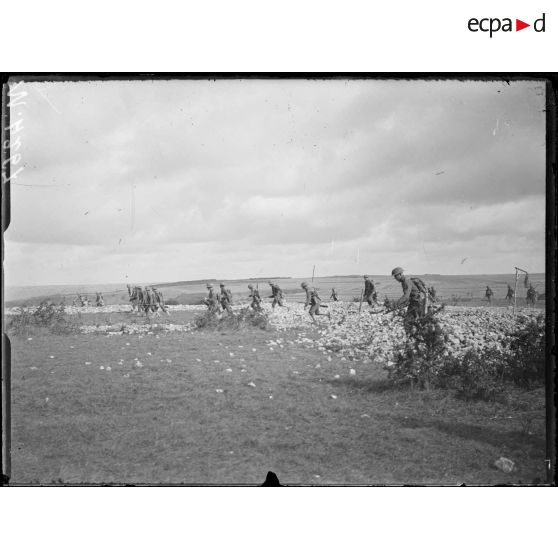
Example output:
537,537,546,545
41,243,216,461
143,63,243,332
389,309,545,400
7,301,81,336
389,307,448,390
440,348,507,401
505,314,545,388
165,298,180,306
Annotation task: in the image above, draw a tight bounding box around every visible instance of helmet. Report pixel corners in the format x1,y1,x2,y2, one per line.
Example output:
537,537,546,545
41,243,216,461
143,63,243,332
206,283,213,288
363,275,369,279
219,282,225,287
301,282,308,288
391,267,404,276
248,284,253,289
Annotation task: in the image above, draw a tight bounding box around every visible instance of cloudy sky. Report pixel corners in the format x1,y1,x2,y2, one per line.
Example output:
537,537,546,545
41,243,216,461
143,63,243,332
4,78,546,286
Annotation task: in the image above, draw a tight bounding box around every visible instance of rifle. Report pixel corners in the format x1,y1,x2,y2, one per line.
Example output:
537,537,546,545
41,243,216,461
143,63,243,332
358,288,364,314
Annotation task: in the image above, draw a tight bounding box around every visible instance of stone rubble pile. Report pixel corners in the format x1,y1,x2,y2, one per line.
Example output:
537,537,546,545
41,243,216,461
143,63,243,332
266,302,544,365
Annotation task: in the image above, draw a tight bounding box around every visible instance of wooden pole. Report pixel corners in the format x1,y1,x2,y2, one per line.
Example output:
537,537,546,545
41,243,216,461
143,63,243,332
513,267,519,316
312,265,315,285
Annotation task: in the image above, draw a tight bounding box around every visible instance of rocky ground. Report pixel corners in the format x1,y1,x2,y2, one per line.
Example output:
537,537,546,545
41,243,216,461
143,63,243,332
6,301,544,366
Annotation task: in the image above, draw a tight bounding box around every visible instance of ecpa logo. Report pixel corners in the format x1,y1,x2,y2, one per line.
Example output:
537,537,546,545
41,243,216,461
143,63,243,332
468,12,546,37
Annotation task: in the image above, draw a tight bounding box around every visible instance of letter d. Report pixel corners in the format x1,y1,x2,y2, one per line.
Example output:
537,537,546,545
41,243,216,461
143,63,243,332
534,13,545,32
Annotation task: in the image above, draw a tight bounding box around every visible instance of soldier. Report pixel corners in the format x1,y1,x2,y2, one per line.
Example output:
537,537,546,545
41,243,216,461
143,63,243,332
301,282,330,324
95,292,105,307
127,284,138,312
526,284,538,308
427,286,437,303
219,282,234,316
141,287,154,314
204,283,220,314
485,285,494,306
391,267,427,331
330,288,339,302
247,284,262,311
363,275,377,306
505,284,514,303
268,282,285,310
152,287,170,315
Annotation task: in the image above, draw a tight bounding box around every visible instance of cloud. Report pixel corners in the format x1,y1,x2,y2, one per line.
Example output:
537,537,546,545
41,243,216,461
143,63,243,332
5,78,546,285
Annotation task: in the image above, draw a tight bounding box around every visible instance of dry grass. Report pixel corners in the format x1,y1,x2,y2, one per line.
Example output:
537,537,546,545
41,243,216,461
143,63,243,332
9,316,546,485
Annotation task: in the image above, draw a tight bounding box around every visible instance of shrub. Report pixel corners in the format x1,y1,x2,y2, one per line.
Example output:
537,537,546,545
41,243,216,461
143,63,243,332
389,307,448,390
7,301,81,336
389,309,545,400
440,348,507,401
505,314,545,388
165,298,180,306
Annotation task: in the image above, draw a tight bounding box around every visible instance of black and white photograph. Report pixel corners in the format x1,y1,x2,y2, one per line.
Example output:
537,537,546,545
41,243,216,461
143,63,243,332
1,76,552,485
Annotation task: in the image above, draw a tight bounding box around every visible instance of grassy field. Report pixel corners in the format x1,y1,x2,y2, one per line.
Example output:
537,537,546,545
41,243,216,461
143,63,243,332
8,307,546,485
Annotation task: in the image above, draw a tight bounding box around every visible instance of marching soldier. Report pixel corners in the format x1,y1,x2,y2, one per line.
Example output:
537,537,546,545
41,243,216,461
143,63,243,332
152,287,169,314
301,282,330,324
268,282,285,310
142,287,155,314
204,283,220,314
247,284,262,311
485,285,494,306
391,267,427,331
526,284,538,308
95,292,105,307
219,282,234,316
363,275,377,306
330,288,339,302
127,284,138,312
505,284,514,303
427,286,437,303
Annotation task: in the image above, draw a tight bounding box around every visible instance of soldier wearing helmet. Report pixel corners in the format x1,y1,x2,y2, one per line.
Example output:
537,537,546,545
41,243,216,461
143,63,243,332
301,281,330,324
219,282,234,315
526,284,538,308
485,285,494,306
152,287,169,315
204,283,220,313
330,288,338,302
268,281,285,310
363,275,377,306
95,292,105,307
391,267,427,330
247,283,262,311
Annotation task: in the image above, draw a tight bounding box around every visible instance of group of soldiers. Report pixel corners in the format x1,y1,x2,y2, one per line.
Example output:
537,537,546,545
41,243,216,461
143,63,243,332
199,271,434,327
485,284,539,307
127,284,169,315
203,281,287,317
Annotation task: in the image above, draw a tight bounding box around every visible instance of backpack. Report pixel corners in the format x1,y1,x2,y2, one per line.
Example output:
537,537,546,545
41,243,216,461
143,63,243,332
410,277,427,293
409,277,427,302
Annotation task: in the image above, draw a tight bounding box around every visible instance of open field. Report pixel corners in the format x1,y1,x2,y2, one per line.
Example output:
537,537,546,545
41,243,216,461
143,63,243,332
6,300,547,485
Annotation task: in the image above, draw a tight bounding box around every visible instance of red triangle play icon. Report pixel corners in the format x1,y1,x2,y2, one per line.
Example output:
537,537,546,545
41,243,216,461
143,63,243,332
516,19,530,31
